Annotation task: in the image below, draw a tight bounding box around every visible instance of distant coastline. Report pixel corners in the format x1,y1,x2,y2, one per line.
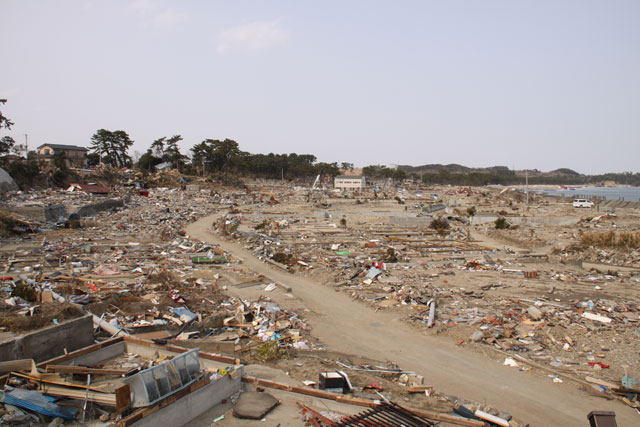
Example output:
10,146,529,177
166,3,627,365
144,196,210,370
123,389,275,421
532,186,640,202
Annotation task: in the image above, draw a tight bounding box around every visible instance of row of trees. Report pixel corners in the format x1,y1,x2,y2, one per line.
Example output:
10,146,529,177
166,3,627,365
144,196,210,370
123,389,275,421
362,165,408,181
89,129,134,168
189,139,341,179
4,102,638,186
137,135,187,171
87,130,343,180
81,129,640,186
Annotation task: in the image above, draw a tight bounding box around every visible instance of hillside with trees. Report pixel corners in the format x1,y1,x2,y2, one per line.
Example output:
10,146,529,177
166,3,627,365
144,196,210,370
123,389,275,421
392,164,640,186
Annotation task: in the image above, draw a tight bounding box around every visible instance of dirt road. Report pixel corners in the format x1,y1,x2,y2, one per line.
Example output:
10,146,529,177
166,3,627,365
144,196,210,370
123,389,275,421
186,213,637,427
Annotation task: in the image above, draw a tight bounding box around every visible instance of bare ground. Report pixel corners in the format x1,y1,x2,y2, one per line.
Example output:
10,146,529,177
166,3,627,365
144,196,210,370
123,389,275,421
186,212,639,427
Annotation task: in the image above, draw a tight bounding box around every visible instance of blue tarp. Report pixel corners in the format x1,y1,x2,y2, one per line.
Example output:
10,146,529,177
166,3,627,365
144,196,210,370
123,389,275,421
171,307,197,321
0,387,76,420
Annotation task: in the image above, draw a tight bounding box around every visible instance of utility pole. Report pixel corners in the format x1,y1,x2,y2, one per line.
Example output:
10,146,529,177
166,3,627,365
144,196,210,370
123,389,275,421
24,134,28,157
525,170,529,207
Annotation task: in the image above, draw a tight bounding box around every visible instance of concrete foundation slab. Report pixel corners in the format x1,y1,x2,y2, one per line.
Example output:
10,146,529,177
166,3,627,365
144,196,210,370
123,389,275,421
233,391,279,419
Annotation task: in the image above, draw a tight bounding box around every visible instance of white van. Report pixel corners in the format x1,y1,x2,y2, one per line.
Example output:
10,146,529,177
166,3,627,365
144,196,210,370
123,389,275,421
573,199,594,208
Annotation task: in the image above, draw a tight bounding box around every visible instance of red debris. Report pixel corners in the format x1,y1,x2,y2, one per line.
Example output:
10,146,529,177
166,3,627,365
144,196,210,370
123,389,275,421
363,381,384,392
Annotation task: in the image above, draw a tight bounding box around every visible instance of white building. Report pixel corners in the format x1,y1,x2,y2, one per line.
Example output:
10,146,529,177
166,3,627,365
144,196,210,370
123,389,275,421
334,175,366,191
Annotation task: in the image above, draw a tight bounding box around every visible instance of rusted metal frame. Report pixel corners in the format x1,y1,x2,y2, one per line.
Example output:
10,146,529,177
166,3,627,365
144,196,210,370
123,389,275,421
296,402,339,426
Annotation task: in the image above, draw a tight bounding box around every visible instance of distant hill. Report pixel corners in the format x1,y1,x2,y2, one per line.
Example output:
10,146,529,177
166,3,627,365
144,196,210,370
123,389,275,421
392,164,640,186
399,164,515,176
400,164,471,174
548,168,580,176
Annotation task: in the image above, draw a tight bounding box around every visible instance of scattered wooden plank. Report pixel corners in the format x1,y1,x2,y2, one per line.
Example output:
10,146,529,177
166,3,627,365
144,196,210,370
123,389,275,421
585,376,621,390
242,375,377,407
133,330,172,340
122,335,241,365
37,384,116,406
0,359,34,375
241,376,483,427
45,365,131,376
297,402,339,426
406,385,434,393
53,275,108,284
474,410,510,427
115,384,131,412
10,371,117,392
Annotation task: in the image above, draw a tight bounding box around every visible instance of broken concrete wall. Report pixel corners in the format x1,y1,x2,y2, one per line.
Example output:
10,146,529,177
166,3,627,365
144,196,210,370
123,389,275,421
44,204,67,221
74,198,124,217
3,204,65,222
388,217,433,227
7,199,123,222
0,315,94,363
473,215,580,226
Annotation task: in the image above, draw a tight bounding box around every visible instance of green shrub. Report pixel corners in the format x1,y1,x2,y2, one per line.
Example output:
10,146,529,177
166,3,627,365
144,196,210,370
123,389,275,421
430,216,450,237
7,160,40,189
430,217,449,231
495,217,510,229
67,220,82,229
257,341,287,361
382,247,398,263
254,219,270,230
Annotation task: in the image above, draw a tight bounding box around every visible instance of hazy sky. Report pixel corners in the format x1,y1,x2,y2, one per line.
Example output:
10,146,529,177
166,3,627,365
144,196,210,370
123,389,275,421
1,0,639,174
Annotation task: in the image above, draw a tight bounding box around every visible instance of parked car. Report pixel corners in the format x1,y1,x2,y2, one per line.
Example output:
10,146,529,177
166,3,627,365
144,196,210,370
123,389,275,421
573,199,594,208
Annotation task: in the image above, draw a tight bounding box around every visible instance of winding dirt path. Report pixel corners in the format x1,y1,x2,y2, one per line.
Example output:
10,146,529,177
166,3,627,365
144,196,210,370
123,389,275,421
186,213,636,427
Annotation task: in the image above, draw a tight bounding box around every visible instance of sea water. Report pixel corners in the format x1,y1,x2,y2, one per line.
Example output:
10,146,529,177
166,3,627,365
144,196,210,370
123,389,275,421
539,187,640,202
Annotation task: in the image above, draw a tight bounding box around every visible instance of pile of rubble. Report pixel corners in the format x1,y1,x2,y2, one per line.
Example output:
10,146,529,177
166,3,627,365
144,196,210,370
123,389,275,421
0,186,321,425
210,183,640,414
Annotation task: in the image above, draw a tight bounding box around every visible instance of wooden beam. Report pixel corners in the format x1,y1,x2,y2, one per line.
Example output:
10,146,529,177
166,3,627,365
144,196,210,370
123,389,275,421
585,376,621,390
10,371,117,392
242,376,484,427
45,365,131,376
406,385,434,393
297,402,339,426
115,384,131,412
0,359,34,375
242,375,377,407
37,384,116,406
53,275,108,284
122,335,241,365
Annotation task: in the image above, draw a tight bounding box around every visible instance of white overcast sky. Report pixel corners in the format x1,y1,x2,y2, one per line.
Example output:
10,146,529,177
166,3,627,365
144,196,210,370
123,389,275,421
1,0,639,174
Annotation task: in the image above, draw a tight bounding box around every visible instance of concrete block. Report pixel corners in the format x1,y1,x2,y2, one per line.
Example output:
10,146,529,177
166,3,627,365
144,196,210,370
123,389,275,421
527,306,543,320
0,315,94,363
233,391,279,419
74,199,124,217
